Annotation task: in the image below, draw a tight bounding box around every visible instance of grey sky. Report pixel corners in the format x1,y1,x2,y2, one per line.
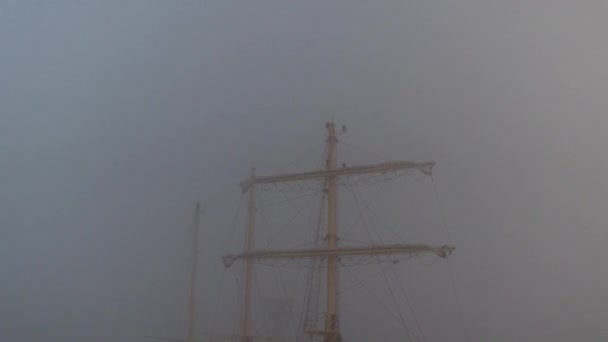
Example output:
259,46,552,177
2,1,608,341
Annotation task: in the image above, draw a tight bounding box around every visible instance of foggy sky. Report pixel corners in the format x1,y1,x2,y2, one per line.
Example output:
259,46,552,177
3,1,608,341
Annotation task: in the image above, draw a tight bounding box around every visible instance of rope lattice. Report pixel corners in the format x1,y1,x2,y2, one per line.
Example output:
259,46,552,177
252,254,417,268
258,168,425,193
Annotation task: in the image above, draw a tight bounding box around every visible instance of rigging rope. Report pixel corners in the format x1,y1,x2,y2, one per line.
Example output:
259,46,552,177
298,180,327,342
364,203,407,244
377,259,414,342
210,194,245,336
341,179,389,238
256,168,422,193
341,264,415,342
430,175,472,342
347,184,382,245
259,190,323,208
348,180,417,342
339,262,397,294
392,268,427,342
262,191,320,249
277,141,326,173
234,272,243,335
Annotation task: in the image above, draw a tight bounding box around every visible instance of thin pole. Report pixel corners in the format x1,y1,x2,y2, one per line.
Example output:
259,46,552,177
188,202,202,342
325,122,340,342
242,168,256,342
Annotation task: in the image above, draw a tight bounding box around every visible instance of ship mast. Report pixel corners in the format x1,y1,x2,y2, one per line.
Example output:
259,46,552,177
324,122,339,341
228,123,454,342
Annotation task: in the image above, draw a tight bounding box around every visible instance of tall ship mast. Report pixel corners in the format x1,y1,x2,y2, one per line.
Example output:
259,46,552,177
221,122,455,342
